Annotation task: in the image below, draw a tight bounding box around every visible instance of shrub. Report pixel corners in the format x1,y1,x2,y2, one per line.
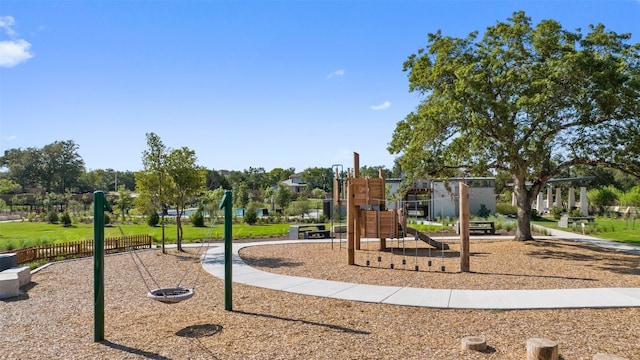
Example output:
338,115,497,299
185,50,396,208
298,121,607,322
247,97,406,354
550,206,563,220
147,211,160,227
495,202,517,216
477,204,491,218
60,212,72,227
47,211,59,224
531,209,541,220
104,213,111,226
190,210,205,227
244,206,258,225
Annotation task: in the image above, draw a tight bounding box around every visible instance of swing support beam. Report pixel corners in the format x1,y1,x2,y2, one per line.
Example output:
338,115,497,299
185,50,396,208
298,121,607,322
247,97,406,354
94,190,112,342
219,190,233,311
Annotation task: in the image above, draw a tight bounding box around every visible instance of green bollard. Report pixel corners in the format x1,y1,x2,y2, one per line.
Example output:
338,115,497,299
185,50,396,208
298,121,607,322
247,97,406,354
219,190,233,311
93,191,112,342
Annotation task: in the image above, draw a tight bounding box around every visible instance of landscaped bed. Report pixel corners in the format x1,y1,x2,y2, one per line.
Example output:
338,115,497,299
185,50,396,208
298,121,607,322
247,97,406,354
1,237,638,359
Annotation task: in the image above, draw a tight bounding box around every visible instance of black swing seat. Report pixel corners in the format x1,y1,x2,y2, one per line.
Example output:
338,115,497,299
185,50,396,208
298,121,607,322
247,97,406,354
147,287,195,304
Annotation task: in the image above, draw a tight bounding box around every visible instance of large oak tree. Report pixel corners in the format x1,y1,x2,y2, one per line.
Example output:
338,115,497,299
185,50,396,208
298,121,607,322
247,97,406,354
389,11,640,240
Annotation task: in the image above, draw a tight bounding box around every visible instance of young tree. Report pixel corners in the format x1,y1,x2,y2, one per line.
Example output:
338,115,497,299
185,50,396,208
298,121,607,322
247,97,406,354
202,187,226,222
165,147,206,251
389,11,640,240
135,132,173,253
114,185,134,221
275,185,292,212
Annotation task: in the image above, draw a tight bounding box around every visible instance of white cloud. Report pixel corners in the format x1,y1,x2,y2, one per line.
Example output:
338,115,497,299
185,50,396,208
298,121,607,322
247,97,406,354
326,69,345,79
0,16,34,68
0,16,17,36
0,39,34,67
370,101,391,111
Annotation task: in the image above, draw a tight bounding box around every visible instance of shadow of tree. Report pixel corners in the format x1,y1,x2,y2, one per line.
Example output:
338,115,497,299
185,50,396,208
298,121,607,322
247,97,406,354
526,241,640,276
240,255,304,269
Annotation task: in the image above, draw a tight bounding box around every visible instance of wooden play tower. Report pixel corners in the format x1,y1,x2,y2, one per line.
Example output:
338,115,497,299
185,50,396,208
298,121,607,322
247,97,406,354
335,152,448,266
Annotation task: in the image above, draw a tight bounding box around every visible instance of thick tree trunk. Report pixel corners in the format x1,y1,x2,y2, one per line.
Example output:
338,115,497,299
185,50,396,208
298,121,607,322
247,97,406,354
513,176,536,241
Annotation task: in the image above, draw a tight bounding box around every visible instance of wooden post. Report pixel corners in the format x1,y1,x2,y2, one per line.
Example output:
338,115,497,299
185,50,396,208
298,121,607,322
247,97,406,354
347,182,355,265
459,182,470,272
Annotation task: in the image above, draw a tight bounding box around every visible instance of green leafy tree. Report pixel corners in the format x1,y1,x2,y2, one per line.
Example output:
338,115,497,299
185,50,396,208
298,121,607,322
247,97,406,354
165,147,206,251
267,167,296,188
40,140,85,193
234,182,251,211
620,186,640,207
286,194,311,219
205,169,231,190
244,203,258,225
0,147,42,189
302,167,333,192
359,165,391,179
275,185,292,212
389,11,640,240
0,179,21,194
264,186,276,214
114,185,134,221
202,187,226,221
587,186,620,214
135,132,173,252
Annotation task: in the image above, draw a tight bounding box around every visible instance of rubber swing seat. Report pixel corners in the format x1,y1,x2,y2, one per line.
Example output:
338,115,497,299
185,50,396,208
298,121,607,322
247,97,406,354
147,287,195,304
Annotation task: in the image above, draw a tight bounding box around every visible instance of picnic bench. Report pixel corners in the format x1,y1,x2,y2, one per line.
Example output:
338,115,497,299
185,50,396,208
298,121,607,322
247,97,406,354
456,221,496,235
568,216,595,224
288,224,331,239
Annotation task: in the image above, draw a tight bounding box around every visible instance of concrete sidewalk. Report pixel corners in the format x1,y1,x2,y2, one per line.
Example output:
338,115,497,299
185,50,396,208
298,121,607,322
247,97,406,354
201,232,640,310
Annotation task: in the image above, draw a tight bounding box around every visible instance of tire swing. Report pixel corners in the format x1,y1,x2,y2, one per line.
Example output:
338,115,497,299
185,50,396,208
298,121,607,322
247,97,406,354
116,220,214,304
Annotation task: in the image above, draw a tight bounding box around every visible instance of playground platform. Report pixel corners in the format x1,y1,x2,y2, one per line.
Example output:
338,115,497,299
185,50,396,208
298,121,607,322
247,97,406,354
200,229,640,310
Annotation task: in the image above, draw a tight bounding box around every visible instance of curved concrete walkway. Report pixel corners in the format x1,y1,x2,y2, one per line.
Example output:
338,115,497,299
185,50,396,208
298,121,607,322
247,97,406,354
201,232,640,310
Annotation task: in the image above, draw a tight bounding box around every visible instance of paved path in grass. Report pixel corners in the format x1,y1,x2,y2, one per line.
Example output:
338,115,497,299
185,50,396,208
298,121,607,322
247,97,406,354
201,230,640,310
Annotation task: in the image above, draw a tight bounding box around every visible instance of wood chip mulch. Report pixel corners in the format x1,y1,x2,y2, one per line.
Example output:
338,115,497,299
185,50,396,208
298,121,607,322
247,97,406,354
1,237,639,359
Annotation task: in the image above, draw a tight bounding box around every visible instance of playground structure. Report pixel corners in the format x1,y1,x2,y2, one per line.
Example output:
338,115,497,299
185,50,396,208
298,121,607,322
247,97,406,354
334,153,449,266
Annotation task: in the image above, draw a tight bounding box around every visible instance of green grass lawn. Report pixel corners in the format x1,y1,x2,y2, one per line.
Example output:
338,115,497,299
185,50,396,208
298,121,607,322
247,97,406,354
0,221,292,252
532,217,640,245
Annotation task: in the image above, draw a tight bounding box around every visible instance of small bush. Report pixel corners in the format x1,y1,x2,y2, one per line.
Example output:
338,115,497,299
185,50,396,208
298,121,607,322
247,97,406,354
60,212,72,227
147,211,160,227
495,202,517,216
47,211,59,224
244,206,258,225
550,206,563,220
104,213,111,225
190,210,205,227
477,204,491,218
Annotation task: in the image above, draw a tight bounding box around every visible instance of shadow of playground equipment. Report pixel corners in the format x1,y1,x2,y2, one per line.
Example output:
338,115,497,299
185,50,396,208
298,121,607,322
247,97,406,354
233,309,370,335
100,340,171,360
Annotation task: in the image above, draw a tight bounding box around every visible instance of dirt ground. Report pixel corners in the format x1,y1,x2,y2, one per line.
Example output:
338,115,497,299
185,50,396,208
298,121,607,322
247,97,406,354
1,237,639,359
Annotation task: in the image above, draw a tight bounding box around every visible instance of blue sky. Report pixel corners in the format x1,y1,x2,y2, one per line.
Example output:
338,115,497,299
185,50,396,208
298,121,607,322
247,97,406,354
1,1,639,173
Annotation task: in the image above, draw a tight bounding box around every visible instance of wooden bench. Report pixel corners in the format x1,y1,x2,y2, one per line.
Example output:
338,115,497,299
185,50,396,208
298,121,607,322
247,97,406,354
288,224,331,239
568,216,595,224
468,221,495,235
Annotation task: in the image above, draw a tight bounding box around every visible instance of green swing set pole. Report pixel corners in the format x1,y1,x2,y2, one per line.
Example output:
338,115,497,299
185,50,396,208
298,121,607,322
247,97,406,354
94,190,112,342
219,190,233,311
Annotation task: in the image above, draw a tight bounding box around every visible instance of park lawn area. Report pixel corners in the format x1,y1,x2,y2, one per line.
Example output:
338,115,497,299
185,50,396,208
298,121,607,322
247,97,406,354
0,221,291,252
532,217,640,245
